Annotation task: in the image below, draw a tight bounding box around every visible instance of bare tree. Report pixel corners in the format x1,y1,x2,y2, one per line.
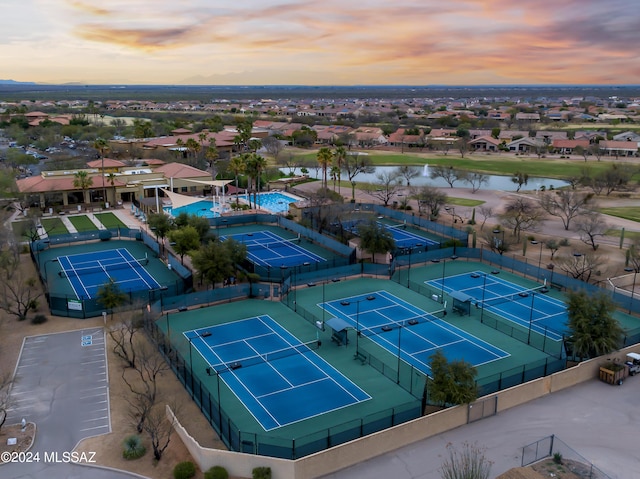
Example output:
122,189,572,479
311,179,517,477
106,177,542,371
539,190,593,230
397,165,420,187
544,239,560,260
625,237,640,272
555,250,605,283
361,170,403,206
499,197,545,241
0,252,41,322
122,343,169,433
0,370,14,432
412,185,448,218
108,307,144,369
511,172,528,192
143,402,180,461
477,206,494,231
279,151,301,176
482,228,515,255
574,210,608,251
261,136,284,161
463,173,489,193
430,165,461,188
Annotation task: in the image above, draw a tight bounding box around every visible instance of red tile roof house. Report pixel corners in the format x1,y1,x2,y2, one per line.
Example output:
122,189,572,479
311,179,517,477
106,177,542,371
469,136,501,152
15,161,213,213
598,140,640,157
387,128,425,149
551,139,590,155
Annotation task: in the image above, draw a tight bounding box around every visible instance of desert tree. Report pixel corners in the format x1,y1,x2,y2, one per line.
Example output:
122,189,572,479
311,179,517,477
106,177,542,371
361,169,403,206
574,210,608,251
168,225,200,265
143,401,180,461
511,172,528,192
0,251,41,321
499,197,545,242
566,289,623,360
108,305,144,369
430,165,462,188
0,370,14,433
555,250,605,283
440,442,492,479
477,206,494,231
539,189,593,230
261,135,284,161
122,343,169,433
411,185,448,219
544,239,561,260
397,165,420,187
341,152,375,201
625,238,640,272
463,172,489,193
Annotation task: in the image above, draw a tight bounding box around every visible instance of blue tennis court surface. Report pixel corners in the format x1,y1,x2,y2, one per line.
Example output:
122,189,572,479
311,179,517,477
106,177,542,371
321,290,508,376
58,248,161,299
426,271,568,341
343,220,439,249
220,230,326,268
185,315,370,431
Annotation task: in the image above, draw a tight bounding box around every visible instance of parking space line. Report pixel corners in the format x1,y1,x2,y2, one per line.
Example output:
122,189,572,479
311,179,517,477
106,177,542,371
80,425,110,432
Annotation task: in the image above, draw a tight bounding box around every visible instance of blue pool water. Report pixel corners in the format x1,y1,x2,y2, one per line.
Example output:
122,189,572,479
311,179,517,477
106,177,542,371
164,200,221,218
240,192,301,213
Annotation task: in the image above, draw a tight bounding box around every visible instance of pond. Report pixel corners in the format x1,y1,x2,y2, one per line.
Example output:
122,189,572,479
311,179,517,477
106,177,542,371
280,165,569,191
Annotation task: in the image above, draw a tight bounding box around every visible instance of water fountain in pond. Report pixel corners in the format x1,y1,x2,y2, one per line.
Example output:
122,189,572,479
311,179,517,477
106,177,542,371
422,164,429,176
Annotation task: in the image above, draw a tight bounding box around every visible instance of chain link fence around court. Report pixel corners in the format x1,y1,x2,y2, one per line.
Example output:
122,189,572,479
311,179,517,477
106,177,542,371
143,304,421,459
31,228,191,318
522,435,612,479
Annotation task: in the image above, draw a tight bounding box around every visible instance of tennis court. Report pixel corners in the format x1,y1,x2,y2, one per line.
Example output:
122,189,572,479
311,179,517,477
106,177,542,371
321,290,509,376
344,219,440,249
427,271,568,341
57,248,161,299
220,230,326,268
184,314,370,431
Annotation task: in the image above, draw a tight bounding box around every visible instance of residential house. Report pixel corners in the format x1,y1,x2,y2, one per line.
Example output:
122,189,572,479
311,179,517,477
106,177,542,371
469,136,501,152
598,140,639,157
551,139,590,155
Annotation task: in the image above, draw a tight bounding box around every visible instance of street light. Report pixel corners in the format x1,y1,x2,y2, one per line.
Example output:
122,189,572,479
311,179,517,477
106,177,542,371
493,228,506,256
43,257,59,282
351,180,357,202
407,243,422,288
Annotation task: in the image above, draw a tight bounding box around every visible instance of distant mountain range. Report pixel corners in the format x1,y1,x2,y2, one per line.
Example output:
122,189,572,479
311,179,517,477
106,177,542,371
0,79,37,85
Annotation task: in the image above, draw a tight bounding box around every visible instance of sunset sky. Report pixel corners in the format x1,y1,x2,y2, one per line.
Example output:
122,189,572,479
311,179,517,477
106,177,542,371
2,0,639,85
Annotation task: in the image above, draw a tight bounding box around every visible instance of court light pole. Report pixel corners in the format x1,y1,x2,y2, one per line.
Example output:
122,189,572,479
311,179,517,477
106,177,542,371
188,336,194,392
440,259,446,304
527,292,535,345
480,272,488,323
397,322,403,384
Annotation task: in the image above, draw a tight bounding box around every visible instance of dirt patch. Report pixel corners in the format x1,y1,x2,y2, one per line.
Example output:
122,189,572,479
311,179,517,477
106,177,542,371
531,458,595,479
0,422,36,461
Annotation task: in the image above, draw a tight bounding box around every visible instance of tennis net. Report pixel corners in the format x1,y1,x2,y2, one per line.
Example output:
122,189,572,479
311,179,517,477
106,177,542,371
247,235,300,251
212,340,320,373
359,310,445,337
482,286,546,309
59,258,148,278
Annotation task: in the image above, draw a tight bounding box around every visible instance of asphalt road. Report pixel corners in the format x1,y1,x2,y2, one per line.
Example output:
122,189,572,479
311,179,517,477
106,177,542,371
321,378,640,479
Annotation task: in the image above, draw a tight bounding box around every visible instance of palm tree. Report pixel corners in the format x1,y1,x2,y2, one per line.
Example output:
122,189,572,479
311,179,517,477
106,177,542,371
107,173,117,206
316,147,333,190
73,171,93,205
330,165,341,192
185,138,200,167
229,154,247,206
245,153,267,209
93,138,109,205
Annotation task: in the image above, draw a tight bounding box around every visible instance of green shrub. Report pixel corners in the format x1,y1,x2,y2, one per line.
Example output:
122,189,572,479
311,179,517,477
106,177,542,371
252,466,272,479
122,434,146,460
173,461,197,479
31,314,48,325
552,452,563,464
205,465,229,479
559,238,570,247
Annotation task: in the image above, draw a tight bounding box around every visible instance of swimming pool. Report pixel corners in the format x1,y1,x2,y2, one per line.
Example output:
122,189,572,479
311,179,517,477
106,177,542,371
164,199,221,218
239,191,301,214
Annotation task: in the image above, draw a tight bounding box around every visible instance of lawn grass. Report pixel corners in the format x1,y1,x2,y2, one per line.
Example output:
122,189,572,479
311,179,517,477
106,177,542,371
447,197,485,207
605,228,640,241
41,217,69,235
94,212,127,229
600,207,640,223
67,215,99,232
